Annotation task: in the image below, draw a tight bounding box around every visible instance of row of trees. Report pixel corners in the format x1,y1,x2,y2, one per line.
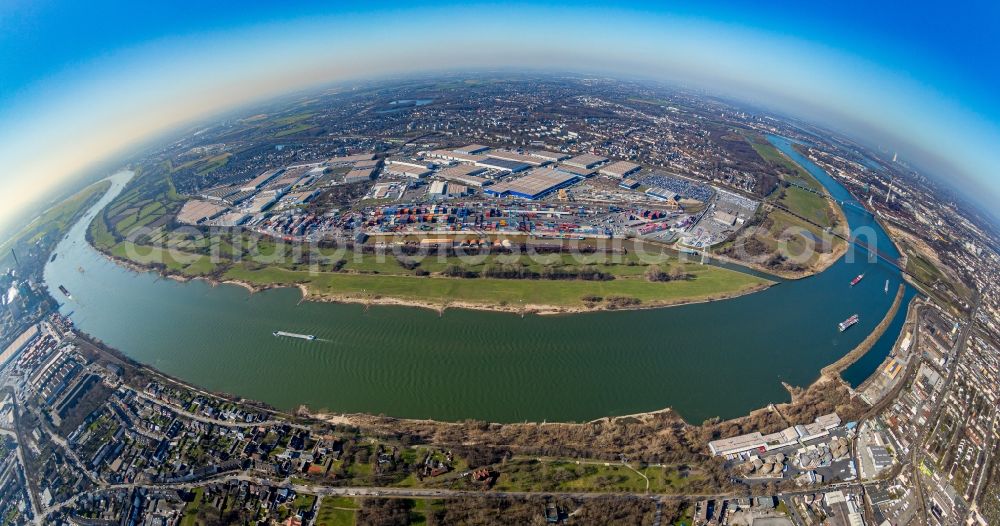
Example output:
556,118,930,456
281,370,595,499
442,263,615,281
353,495,676,526
644,264,690,282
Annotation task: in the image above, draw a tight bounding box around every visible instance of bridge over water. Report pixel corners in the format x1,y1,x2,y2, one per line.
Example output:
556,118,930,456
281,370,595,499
762,199,903,276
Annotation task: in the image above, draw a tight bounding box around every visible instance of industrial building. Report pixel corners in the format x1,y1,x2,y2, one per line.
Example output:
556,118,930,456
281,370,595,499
455,144,491,155
240,168,284,191
486,150,551,166
384,164,431,178
563,153,608,169
345,167,378,183
484,168,579,199
0,325,39,367
866,445,893,473
646,187,680,201
531,150,571,162
708,413,842,456
286,190,320,205
437,164,487,178
386,157,433,170
599,160,641,178
556,163,597,177
619,178,641,189
324,153,376,165
476,157,532,173
713,210,738,226
428,180,448,197
245,192,282,214
438,172,490,187
176,200,229,225
425,149,489,164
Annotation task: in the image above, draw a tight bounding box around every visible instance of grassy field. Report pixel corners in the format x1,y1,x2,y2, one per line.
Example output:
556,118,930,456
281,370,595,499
779,186,833,228
748,136,822,190
224,260,769,309
0,180,110,268
906,251,944,284
721,134,848,275
315,497,357,526
98,223,771,309
485,459,706,493
900,240,971,311
179,488,205,526
275,123,317,137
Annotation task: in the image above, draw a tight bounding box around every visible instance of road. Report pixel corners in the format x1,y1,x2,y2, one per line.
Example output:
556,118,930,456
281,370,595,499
38,468,871,521
909,294,980,524
131,389,303,430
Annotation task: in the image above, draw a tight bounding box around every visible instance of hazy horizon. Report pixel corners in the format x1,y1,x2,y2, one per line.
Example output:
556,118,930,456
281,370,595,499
2,1,999,234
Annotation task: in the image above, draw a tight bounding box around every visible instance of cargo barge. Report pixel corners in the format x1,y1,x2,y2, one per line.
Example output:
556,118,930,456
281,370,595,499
838,314,859,332
273,331,316,341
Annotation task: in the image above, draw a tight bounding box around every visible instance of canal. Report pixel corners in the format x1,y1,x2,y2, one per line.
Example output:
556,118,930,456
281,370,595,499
44,137,912,423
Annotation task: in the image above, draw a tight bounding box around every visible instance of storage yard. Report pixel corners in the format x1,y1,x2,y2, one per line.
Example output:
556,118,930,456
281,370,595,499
171,142,759,252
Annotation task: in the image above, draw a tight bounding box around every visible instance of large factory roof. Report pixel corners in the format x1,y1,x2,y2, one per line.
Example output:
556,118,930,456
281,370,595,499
177,200,229,224
708,432,766,456
437,164,487,178
564,153,608,169
599,160,641,178
241,168,285,191
485,168,579,199
426,149,489,164
476,157,532,173
486,150,550,166
454,144,491,154
325,153,376,164
531,150,571,162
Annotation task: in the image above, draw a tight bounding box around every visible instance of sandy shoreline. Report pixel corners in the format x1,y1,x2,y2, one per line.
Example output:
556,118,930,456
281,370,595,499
91,244,886,429
291,280,774,316
92,243,774,315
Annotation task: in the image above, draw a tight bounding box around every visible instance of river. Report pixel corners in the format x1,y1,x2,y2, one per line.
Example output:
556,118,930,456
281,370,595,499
44,137,912,423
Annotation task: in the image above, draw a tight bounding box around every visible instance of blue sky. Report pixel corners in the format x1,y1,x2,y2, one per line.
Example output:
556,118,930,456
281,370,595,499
1,0,999,228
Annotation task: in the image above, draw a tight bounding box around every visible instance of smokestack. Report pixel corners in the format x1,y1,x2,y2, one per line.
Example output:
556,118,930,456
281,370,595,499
10,249,19,268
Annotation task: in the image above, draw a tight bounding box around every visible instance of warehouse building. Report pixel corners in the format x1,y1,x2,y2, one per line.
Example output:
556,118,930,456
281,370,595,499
708,433,767,457
486,150,551,166
599,160,641,178
241,168,285,191
866,445,893,473
484,168,579,199
708,413,842,456
531,150,571,162
386,157,434,170
425,149,489,164
428,180,448,197
564,153,608,169
325,153,376,165
437,164,487,178
177,200,229,225
475,157,532,173
554,163,596,178
437,171,491,188
455,144,491,154
384,164,431,179
345,167,378,183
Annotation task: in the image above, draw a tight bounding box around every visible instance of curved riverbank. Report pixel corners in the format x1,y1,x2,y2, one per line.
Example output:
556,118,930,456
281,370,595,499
822,283,905,377
92,246,775,316
46,160,912,424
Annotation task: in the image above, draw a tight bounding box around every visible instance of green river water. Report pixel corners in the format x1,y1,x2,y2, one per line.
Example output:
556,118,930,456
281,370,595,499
43,136,913,423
